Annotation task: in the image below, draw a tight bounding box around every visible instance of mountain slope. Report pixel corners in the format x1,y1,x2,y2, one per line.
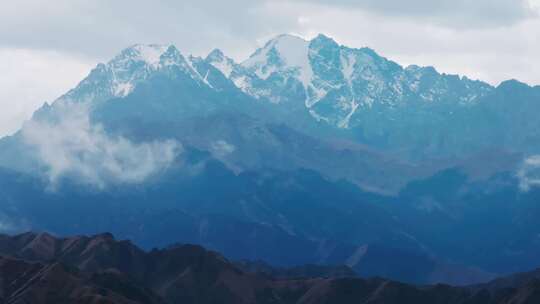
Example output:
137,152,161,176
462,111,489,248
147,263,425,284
0,255,162,304
227,34,493,126
1,232,540,304
204,34,539,159
0,164,510,285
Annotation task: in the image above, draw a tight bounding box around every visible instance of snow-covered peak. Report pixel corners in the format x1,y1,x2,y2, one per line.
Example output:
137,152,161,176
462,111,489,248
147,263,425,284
112,44,173,68
242,34,313,86
310,33,338,46
60,43,217,102
206,49,226,61
243,34,308,66
206,49,237,78
131,44,170,67
245,34,309,66
101,44,176,98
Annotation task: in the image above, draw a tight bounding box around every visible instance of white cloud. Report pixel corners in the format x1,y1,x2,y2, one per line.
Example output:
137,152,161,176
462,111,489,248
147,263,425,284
211,140,236,158
21,102,181,188
294,0,538,28
517,155,540,191
0,212,30,233
0,0,291,60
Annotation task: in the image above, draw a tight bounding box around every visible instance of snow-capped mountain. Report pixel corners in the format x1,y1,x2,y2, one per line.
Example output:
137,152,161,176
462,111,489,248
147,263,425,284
32,34,510,136
206,34,494,129
57,44,213,106
6,33,540,171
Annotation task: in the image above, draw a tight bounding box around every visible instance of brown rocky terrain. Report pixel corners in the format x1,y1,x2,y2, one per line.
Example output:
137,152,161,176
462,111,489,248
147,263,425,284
1,232,539,304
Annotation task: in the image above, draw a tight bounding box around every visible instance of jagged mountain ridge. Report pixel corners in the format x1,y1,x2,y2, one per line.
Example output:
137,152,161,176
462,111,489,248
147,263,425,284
4,33,536,190
27,33,540,160
203,34,540,157
1,232,540,304
206,34,493,127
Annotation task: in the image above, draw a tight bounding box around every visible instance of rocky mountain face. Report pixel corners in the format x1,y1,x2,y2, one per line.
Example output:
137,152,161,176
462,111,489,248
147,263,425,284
207,34,492,125
203,34,540,158
1,232,540,304
0,256,161,304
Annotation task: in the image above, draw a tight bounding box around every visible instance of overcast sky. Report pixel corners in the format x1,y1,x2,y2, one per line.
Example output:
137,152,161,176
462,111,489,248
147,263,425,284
1,0,539,137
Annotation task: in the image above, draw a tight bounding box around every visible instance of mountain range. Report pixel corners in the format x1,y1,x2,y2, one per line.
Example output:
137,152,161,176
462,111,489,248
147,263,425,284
1,232,540,304
0,34,539,286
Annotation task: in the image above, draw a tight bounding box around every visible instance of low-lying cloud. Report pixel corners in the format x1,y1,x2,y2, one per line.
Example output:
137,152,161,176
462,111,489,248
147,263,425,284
0,215,27,233
21,102,181,188
210,140,236,159
517,155,540,191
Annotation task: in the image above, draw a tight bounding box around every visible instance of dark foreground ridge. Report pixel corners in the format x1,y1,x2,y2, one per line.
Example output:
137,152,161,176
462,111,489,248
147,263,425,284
1,232,540,304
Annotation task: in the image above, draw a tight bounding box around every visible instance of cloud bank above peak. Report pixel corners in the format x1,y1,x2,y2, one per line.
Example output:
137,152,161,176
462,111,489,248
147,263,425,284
1,0,537,58
298,0,538,28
